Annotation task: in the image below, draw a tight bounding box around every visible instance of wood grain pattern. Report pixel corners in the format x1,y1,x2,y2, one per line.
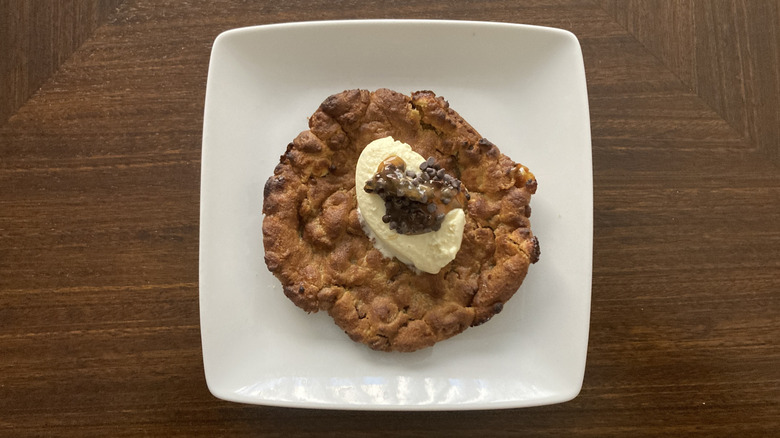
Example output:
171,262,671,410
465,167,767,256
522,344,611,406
0,0,125,124
600,0,780,162
1,0,778,436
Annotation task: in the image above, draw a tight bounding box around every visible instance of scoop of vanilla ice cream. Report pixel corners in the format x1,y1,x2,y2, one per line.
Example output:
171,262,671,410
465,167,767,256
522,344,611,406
355,137,465,274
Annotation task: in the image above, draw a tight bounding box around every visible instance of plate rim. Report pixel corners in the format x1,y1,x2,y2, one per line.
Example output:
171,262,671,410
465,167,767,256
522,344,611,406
199,18,592,411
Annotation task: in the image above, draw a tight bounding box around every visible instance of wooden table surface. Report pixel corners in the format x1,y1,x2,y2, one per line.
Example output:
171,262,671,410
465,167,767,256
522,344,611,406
1,1,778,436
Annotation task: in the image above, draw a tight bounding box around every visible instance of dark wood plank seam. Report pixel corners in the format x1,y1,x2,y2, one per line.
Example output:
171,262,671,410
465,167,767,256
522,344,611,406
596,1,755,153
0,0,128,129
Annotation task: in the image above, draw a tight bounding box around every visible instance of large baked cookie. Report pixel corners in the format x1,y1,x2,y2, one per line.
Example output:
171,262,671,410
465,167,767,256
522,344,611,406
262,89,539,352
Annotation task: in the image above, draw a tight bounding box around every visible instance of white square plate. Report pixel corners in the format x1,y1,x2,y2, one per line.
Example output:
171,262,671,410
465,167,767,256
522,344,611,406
200,20,592,410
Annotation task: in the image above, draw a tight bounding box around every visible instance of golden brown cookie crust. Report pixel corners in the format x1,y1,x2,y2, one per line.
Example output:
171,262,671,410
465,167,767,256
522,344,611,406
262,89,539,352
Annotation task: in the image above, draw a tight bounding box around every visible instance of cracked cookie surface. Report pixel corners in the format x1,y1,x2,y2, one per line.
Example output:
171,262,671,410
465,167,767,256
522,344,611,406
262,89,540,352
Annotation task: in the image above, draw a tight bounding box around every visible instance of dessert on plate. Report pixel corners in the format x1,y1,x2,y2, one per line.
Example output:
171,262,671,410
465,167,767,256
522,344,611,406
262,88,539,352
